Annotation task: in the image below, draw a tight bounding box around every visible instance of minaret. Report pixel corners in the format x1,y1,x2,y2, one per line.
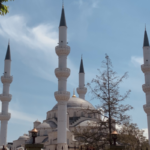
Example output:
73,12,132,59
54,6,70,150
142,28,150,144
0,43,13,146
76,58,87,99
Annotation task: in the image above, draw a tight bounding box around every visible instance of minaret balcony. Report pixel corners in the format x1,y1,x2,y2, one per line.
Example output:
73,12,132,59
1,76,13,84
142,84,150,93
54,91,70,102
0,113,11,120
77,87,87,95
55,45,70,56
0,94,12,102
141,64,150,73
143,104,150,115
55,68,70,78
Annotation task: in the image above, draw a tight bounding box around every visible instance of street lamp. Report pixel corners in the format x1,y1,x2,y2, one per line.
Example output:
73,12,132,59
2,146,7,150
111,131,118,146
31,128,38,144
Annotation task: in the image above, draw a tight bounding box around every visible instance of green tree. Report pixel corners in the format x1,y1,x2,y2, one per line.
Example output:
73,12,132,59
0,0,14,15
118,122,150,150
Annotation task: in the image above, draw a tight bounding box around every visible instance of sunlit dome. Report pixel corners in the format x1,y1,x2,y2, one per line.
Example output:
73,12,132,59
52,97,95,110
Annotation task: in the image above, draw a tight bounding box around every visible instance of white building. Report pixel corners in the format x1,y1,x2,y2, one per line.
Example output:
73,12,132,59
6,6,99,150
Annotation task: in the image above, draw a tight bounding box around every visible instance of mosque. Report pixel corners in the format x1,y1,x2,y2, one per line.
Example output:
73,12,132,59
0,3,150,150
0,6,100,150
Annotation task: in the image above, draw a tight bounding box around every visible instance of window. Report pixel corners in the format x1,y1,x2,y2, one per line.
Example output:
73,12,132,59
93,113,95,118
81,112,84,117
67,139,69,144
88,113,91,118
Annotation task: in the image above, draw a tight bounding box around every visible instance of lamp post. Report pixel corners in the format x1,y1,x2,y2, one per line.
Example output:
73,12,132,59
111,131,118,146
25,128,44,150
2,145,7,150
31,128,38,144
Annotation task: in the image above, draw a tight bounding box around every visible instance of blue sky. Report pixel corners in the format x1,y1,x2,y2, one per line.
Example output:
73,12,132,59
0,0,149,142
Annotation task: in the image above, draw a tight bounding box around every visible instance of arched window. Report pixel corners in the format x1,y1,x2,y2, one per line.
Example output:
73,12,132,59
81,112,84,117
88,113,91,118
67,139,69,144
44,130,47,136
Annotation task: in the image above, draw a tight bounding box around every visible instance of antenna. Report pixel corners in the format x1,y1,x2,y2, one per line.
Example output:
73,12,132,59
145,24,146,31
72,88,76,97
62,0,64,8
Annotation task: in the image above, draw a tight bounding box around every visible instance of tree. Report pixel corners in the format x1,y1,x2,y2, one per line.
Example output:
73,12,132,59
73,110,110,150
0,0,14,15
117,122,150,150
86,54,133,145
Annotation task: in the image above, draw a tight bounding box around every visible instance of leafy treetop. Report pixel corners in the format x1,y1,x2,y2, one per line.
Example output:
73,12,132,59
0,0,14,15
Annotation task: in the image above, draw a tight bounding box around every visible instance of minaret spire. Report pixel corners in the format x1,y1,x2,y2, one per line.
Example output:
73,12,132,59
5,42,11,60
0,42,13,146
79,57,84,73
77,57,87,100
143,27,149,47
59,5,67,27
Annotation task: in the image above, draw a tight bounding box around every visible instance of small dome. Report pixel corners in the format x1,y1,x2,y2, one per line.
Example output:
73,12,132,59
31,128,38,133
34,120,41,123
18,134,29,140
77,120,96,126
37,122,51,129
53,97,95,110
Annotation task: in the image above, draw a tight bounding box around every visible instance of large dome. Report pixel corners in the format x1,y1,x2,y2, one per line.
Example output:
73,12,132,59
37,121,57,129
18,134,29,140
37,122,51,129
52,97,95,110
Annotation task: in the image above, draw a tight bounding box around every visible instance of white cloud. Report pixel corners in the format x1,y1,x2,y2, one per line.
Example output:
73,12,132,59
0,15,58,82
76,0,100,8
131,56,143,67
91,0,100,8
78,0,83,7
10,109,41,123
0,15,79,83
142,128,148,139
0,101,40,123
